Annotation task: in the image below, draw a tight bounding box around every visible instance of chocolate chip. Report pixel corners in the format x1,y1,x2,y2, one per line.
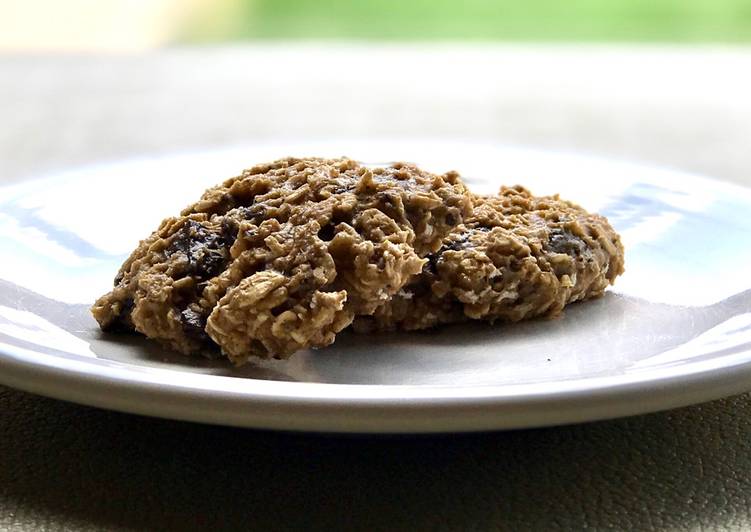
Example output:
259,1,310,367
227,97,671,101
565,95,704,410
443,233,470,252
548,228,586,257
180,307,209,342
246,204,267,219
167,220,231,281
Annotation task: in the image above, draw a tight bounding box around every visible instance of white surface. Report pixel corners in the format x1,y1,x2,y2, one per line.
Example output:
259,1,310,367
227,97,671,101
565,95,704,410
0,140,750,432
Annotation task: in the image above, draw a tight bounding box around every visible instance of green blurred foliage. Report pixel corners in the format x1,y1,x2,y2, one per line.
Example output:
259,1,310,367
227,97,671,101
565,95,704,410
188,0,751,41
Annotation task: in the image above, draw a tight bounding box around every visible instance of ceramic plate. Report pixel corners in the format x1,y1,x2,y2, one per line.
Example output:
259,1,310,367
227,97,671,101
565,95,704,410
1,139,750,433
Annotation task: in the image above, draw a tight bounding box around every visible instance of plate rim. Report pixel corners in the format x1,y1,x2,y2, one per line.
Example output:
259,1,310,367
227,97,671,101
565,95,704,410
2,143,751,432
2,335,751,433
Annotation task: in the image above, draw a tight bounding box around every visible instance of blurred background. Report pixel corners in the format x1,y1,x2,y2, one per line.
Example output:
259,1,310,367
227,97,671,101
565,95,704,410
2,0,750,50
1,0,750,187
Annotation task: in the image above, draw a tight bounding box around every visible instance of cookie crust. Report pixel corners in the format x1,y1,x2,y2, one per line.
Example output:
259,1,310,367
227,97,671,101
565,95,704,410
355,186,625,332
91,157,472,363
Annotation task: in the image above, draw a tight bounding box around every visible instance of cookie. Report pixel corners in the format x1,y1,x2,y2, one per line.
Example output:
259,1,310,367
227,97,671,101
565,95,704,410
91,157,472,363
355,186,625,331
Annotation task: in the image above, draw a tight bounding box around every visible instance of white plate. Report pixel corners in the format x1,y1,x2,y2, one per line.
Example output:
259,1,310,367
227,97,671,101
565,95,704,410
1,139,750,433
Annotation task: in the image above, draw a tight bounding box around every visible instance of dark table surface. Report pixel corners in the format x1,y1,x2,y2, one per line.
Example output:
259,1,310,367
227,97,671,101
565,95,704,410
2,45,751,531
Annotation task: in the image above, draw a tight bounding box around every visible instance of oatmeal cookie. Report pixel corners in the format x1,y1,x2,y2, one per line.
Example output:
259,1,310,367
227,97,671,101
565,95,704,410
355,185,625,332
91,157,471,363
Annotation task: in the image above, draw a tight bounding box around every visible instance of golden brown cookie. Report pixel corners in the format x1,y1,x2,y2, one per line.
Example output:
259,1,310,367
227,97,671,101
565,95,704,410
92,157,472,363
355,186,625,332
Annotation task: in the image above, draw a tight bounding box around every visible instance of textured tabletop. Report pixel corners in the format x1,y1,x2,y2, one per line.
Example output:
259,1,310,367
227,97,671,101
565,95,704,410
1,45,751,531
